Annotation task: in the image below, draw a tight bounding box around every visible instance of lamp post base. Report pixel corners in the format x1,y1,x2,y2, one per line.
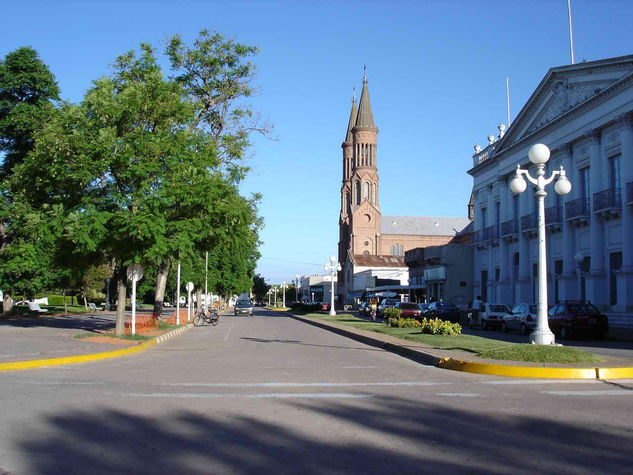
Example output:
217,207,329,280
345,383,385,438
529,328,556,345
329,309,336,316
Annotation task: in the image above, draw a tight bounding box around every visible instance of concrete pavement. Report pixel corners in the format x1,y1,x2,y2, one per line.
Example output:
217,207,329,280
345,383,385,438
1,308,633,378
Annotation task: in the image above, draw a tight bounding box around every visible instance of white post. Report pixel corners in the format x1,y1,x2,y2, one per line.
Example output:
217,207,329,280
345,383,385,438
131,276,137,336
186,282,194,322
126,264,143,336
282,282,286,308
324,255,341,316
205,251,208,308
176,260,181,325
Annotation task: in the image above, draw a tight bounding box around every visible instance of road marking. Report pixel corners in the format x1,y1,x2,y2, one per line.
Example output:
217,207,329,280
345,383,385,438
436,393,480,397
0,380,105,385
480,379,601,385
544,390,632,396
159,381,448,388
224,323,234,342
341,366,382,369
112,392,374,399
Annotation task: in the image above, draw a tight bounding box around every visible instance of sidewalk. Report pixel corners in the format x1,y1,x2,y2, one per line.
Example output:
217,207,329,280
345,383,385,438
0,310,190,371
290,313,633,380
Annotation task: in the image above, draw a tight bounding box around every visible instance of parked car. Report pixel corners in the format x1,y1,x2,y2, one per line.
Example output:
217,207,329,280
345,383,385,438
424,301,461,323
418,303,430,314
468,303,511,330
234,299,254,316
394,301,422,319
548,300,609,339
321,302,331,312
358,302,372,316
502,303,537,334
377,298,400,317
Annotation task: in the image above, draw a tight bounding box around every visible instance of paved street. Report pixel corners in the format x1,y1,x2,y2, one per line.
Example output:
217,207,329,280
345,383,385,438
1,308,632,474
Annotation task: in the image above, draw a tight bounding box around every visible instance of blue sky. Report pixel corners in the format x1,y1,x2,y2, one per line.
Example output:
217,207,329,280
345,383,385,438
2,1,632,284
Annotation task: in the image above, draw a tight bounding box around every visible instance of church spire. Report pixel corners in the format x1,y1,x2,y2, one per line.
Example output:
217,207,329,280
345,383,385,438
344,88,357,143
355,65,376,128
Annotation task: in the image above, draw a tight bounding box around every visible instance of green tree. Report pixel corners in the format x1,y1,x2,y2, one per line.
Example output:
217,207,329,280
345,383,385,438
252,274,270,303
0,46,60,178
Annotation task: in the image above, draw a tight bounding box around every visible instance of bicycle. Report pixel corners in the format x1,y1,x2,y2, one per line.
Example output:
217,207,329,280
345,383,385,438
193,306,219,327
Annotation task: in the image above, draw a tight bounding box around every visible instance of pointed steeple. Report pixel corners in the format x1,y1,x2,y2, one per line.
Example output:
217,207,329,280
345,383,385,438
355,66,376,128
344,88,357,143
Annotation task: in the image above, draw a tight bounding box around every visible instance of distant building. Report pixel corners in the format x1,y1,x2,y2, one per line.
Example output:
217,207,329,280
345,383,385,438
468,55,633,311
299,275,337,303
337,71,472,306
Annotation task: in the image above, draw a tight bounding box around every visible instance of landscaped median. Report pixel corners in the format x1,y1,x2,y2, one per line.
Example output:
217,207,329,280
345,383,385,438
291,312,633,379
0,322,192,372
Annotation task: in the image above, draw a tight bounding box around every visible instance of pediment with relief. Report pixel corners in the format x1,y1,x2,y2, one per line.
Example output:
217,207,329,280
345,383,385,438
496,58,633,152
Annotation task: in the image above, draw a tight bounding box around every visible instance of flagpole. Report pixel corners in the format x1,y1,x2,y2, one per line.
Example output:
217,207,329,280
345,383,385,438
568,0,575,65
506,76,511,127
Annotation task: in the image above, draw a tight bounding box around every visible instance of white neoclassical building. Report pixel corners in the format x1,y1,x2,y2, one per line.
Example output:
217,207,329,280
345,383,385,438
468,54,633,313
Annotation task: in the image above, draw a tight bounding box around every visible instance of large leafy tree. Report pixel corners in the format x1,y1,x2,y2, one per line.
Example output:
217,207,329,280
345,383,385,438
252,274,270,303
0,47,59,311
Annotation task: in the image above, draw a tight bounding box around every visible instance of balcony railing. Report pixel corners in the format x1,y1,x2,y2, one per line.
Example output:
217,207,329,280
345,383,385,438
565,197,590,226
483,226,497,241
593,187,621,219
545,206,563,232
626,182,633,205
520,214,537,233
501,220,519,241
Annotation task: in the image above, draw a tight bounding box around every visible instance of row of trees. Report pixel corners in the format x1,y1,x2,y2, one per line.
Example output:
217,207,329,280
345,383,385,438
0,30,268,334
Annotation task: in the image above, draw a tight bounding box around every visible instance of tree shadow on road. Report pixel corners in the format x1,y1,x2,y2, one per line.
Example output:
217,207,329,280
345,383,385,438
14,394,632,474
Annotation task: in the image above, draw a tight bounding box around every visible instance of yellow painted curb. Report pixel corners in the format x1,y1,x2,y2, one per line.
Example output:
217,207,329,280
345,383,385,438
437,357,633,379
0,324,192,372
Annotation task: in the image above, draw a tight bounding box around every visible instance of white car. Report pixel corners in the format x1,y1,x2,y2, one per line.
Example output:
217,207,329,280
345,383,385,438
502,303,537,335
469,303,511,330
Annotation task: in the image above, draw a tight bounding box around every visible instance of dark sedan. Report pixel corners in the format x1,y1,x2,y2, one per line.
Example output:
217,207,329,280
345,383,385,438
234,299,254,316
423,301,461,323
548,300,608,339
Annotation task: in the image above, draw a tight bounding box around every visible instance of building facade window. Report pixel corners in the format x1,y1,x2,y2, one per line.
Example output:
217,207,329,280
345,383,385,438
355,181,361,205
390,244,403,256
363,181,369,201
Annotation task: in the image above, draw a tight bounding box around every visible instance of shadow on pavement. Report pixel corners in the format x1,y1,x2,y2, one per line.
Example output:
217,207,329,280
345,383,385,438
0,314,116,334
15,395,632,474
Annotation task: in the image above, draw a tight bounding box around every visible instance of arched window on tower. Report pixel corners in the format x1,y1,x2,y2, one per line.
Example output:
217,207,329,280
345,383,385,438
372,182,376,205
363,182,369,201
355,181,361,205
346,192,351,214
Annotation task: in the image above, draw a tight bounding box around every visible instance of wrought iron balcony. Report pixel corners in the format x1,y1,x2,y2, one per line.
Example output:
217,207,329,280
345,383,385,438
501,220,519,241
545,206,563,233
565,198,590,227
593,187,621,219
627,182,633,206
520,214,537,236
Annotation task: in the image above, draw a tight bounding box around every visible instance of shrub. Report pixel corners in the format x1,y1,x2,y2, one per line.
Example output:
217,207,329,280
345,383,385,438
383,307,402,319
44,295,77,306
387,317,421,328
419,317,462,335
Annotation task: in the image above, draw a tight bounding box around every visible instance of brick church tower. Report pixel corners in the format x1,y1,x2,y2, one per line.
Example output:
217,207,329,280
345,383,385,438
338,70,381,268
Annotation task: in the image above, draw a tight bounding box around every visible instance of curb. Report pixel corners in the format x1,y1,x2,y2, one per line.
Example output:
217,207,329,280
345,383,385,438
0,323,194,372
290,314,633,380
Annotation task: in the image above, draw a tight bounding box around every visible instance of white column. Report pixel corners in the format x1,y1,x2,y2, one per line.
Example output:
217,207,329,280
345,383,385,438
559,145,579,300
498,178,512,304
586,130,607,306
617,113,633,309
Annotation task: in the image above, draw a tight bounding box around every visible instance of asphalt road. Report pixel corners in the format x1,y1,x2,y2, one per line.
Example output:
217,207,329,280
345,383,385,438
0,307,632,474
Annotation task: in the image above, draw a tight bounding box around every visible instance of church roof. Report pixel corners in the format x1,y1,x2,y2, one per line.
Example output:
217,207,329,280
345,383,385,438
345,94,357,143
381,216,472,236
355,72,376,128
353,254,406,267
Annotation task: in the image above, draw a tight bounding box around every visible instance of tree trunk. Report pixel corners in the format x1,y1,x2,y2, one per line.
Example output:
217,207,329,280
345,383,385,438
195,288,202,313
115,266,127,337
63,289,68,314
153,260,171,318
3,295,13,315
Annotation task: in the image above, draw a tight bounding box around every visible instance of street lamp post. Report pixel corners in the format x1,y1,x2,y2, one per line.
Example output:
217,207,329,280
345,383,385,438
273,287,277,307
295,274,300,302
510,143,572,345
324,255,342,316
267,289,272,306
282,282,287,308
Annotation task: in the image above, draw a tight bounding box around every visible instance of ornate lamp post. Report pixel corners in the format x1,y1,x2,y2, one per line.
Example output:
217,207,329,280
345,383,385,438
295,274,300,302
324,256,342,316
510,143,572,345
282,282,287,307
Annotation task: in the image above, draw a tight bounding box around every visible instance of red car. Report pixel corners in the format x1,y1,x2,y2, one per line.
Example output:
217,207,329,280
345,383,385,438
321,302,330,312
395,302,422,319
